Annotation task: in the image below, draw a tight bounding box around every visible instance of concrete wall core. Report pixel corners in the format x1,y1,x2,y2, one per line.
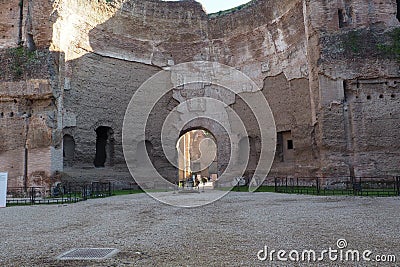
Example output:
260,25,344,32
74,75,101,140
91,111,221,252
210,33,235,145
0,0,399,189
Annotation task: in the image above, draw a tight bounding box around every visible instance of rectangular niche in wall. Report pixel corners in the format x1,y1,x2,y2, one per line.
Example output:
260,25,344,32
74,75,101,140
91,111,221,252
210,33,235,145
338,4,353,28
63,134,75,167
277,131,294,163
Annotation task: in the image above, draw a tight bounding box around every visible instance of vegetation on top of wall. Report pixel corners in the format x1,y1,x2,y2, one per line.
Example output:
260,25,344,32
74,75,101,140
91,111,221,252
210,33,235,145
376,28,400,60
0,46,47,81
321,27,400,61
343,31,362,54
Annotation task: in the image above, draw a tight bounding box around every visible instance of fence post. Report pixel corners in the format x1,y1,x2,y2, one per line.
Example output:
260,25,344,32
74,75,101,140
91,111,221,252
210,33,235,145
396,176,400,196
353,177,361,196
30,187,35,204
316,178,320,195
83,184,88,200
274,177,277,192
285,177,288,192
108,182,112,197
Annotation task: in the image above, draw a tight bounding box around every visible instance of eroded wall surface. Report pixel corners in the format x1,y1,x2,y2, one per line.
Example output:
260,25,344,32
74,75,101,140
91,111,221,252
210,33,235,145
0,0,59,188
52,0,312,182
304,0,400,177
1,0,399,186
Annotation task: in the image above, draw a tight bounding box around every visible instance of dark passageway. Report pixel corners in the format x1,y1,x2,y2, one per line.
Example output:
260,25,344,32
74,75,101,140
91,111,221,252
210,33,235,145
94,126,113,167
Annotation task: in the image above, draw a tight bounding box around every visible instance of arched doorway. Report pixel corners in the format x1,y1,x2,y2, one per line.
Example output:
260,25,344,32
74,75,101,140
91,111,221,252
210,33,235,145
177,129,217,187
94,126,114,167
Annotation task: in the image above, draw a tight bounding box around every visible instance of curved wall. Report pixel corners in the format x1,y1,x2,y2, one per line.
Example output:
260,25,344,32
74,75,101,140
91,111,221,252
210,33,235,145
1,0,399,186
55,0,311,180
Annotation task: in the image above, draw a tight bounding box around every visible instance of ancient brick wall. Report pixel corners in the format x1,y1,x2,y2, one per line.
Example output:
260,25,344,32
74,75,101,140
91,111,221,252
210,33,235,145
0,0,59,188
0,79,57,187
0,0,23,49
1,0,399,186
303,0,400,177
51,0,312,181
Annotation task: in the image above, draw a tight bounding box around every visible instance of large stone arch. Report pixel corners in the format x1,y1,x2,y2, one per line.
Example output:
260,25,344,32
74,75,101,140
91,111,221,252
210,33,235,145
181,118,231,177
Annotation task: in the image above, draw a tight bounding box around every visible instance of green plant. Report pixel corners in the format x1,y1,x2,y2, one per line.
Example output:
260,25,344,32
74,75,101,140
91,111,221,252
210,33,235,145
377,28,400,59
6,46,40,80
9,46,25,79
112,189,144,196
344,31,361,54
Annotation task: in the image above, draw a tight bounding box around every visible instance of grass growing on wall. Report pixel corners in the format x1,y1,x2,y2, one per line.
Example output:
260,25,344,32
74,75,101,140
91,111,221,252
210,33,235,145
0,46,44,81
343,31,361,54
322,27,400,61
377,28,400,60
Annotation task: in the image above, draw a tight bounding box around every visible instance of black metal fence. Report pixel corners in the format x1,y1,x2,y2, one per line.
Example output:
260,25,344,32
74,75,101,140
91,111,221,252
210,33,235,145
6,182,112,205
269,176,400,196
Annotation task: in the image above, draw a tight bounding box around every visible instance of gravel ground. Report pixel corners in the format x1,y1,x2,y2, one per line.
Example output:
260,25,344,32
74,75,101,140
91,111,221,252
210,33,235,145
0,191,399,266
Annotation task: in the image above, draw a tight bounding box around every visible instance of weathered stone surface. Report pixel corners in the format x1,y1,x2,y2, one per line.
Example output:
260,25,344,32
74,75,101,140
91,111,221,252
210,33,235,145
0,0,399,187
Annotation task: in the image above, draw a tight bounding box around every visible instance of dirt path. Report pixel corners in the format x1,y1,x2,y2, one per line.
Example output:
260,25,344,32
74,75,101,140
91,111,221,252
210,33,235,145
0,191,399,266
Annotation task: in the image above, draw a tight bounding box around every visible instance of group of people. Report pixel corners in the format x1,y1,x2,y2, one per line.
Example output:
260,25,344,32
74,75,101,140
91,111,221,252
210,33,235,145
178,175,211,188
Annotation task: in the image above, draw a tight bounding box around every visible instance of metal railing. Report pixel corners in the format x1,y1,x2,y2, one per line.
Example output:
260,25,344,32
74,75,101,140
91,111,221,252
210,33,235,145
270,176,400,196
6,182,112,205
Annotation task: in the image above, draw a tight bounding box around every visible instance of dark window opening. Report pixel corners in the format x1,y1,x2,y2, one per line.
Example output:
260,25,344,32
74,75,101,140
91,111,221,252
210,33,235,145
287,140,294,150
0,112,3,118
10,112,14,117
94,126,114,168
276,132,284,162
379,94,384,99
343,80,348,102
367,95,371,100
338,9,345,28
338,6,352,28
26,33,36,51
397,0,400,22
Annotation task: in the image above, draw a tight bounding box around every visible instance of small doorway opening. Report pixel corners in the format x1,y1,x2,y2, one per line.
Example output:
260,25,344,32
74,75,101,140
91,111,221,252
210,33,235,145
63,134,75,167
94,126,114,167
177,129,217,187
277,130,294,162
